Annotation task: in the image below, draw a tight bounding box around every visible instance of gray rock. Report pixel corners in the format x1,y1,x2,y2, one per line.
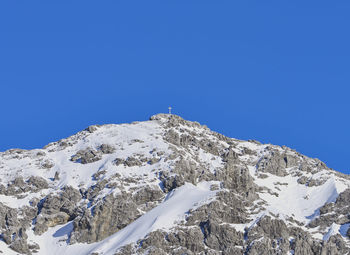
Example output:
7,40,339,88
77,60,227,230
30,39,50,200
257,150,299,177
297,176,308,185
34,212,70,235
70,193,140,243
221,146,239,164
132,186,164,205
200,219,243,251
99,144,115,154
34,186,81,235
27,176,48,191
41,160,54,169
71,147,102,164
9,239,30,254
54,171,60,181
159,172,185,192
86,125,98,133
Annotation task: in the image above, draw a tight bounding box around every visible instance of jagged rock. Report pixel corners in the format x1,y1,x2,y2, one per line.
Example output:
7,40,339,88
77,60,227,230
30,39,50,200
54,171,60,181
41,160,54,169
215,164,256,199
27,176,48,191
132,186,164,205
34,186,81,235
0,203,32,254
85,179,108,200
70,193,140,243
99,144,115,154
222,146,239,163
139,230,169,251
243,147,256,155
166,227,205,253
309,188,350,231
114,156,143,167
257,150,299,177
36,151,46,157
71,147,102,164
308,178,328,187
139,228,207,255
86,125,98,133
9,239,30,254
124,156,142,167
173,158,198,184
159,172,185,192
92,170,106,181
322,234,349,254
200,219,243,251
255,216,289,240
186,198,249,226
1,114,350,254
298,176,308,184
34,212,70,235
148,157,160,165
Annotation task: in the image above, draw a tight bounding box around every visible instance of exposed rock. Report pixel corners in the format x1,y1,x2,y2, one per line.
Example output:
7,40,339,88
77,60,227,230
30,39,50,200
1,114,350,254
257,150,299,177
86,125,98,133
298,176,308,185
27,176,49,191
200,219,244,251
54,171,60,181
221,146,239,163
132,186,164,205
70,193,140,243
34,212,70,235
9,239,30,254
99,144,115,154
309,188,350,230
114,156,144,167
34,186,81,235
71,147,102,164
215,164,257,199
41,160,54,169
159,171,185,193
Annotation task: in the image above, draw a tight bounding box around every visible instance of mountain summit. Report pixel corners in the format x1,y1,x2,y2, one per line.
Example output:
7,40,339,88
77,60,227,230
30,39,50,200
0,114,349,255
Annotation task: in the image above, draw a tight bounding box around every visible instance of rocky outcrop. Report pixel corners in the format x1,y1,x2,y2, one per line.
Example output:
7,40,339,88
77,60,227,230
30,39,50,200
71,144,116,164
308,188,350,231
215,164,257,199
0,176,48,196
0,202,39,254
70,193,140,243
34,186,81,235
200,219,244,252
257,149,299,177
71,147,102,164
1,114,349,254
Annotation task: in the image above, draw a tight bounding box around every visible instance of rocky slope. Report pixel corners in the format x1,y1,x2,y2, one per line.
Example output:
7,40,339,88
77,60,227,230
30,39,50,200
0,114,349,255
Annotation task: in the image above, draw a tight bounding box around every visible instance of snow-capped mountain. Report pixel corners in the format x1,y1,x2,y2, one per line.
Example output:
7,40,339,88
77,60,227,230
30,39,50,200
0,114,349,255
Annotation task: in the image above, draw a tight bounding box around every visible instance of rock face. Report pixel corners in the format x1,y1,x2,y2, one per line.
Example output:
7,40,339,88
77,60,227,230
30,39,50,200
0,113,349,255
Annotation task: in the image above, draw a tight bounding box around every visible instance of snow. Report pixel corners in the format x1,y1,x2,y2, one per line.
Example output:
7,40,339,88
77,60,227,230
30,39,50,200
323,223,350,241
0,120,170,192
323,223,341,241
27,181,219,255
1,116,350,253
252,171,349,224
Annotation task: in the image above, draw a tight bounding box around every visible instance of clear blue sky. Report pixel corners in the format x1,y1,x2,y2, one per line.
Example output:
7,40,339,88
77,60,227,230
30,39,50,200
0,1,349,173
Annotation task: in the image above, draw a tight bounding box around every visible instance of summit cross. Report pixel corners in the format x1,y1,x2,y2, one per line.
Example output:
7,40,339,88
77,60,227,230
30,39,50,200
168,106,172,114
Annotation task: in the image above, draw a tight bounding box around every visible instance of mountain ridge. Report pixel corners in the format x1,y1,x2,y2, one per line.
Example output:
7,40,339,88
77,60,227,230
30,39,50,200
0,113,349,255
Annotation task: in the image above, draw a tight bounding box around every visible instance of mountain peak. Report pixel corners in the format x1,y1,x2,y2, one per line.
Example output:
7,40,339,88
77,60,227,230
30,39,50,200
0,116,349,254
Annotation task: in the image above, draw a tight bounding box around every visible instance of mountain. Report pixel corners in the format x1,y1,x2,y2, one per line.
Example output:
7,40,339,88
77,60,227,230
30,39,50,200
0,114,349,255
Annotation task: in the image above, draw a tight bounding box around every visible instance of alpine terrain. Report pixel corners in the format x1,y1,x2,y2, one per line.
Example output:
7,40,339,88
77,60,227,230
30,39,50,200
1,114,350,255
